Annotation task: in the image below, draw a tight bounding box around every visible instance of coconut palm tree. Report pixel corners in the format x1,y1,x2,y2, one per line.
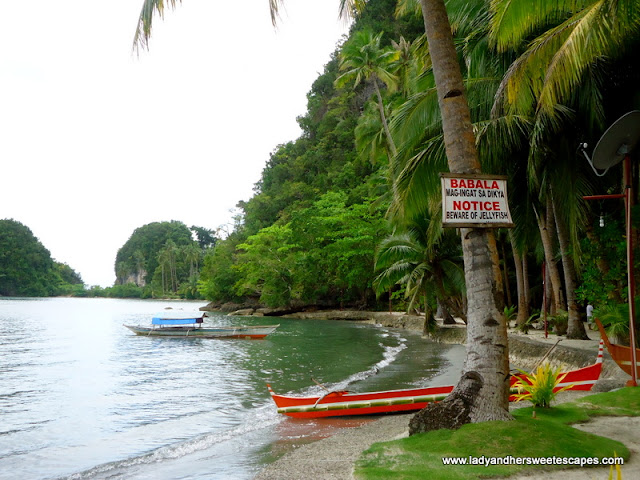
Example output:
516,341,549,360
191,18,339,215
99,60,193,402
182,243,201,280
156,246,170,294
489,0,640,119
374,216,465,324
390,36,417,97
133,0,513,424
157,240,179,293
336,29,399,157
487,0,640,339
404,0,513,424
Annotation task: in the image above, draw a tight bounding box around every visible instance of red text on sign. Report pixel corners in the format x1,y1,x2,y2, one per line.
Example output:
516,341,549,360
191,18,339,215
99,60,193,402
453,201,501,211
450,179,499,189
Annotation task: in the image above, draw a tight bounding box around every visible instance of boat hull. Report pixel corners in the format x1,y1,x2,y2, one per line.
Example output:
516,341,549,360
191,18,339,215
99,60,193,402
268,340,604,418
595,318,640,378
124,324,278,339
268,385,454,418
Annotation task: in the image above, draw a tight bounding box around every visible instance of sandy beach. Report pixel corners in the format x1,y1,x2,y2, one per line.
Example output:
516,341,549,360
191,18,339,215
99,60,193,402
254,326,637,480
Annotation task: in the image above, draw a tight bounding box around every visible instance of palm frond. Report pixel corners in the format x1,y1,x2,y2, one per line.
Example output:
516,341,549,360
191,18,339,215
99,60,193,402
475,114,532,172
391,137,447,222
390,88,440,147
488,0,581,52
394,0,421,19
354,109,387,163
493,0,640,117
537,0,640,114
448,0,489,37
339,0,366,20
133,0,181,52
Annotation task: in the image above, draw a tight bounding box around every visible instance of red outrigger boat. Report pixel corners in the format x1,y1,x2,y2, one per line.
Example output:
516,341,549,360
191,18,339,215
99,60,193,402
595,318,640,379
268,340,604,418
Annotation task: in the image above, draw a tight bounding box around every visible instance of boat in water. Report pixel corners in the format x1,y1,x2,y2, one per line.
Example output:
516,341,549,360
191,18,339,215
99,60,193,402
124,314,279,339
595,317,640,380
268,340,604,418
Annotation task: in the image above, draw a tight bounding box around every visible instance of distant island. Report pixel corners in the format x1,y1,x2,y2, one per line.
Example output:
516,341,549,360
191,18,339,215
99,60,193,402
0,218,215,300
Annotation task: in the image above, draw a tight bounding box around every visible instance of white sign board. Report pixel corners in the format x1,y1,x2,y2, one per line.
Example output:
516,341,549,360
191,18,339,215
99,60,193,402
441,173,513,228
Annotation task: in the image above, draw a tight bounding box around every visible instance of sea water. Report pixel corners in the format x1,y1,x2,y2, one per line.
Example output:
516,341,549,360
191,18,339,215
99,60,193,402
0,297,465,479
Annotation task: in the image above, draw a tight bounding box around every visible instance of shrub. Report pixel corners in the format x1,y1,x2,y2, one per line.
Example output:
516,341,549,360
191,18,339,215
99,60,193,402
511,363,572,408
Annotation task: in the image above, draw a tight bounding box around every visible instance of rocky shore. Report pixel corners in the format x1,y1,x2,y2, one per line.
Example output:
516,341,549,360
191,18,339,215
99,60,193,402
250,311,632,480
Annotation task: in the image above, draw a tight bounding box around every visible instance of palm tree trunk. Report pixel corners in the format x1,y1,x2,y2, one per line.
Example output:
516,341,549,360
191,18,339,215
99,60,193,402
523,254,530,305
545,194,564,312
373,79,397,157
535,199,564,315
411,0,512,433
509,232,529,326
438,297,457,324
552,194,588,339
501,237,512,307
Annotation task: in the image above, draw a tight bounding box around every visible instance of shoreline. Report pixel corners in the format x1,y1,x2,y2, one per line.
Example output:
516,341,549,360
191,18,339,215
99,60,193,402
254,314,632,480
255,391,640,480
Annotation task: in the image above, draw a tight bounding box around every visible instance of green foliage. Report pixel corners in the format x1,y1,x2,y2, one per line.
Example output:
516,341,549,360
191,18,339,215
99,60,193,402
198,233,244,303
517,311,540,334
193,0,427,310
595,300,640,345
336,29,398,93
115,221,212,299
511,363,572,408
503,305,517,322
70,284,152,299
0,219,71,297
130,0,640,330
235,224,296,307
288,191,388,302
227,192,388,308
115,221,194,286
374,215,465,316
190,225,217,249
549,309,569,336
107,283,145,299
57,283,88,297
576,219,627,307
56,262,83,286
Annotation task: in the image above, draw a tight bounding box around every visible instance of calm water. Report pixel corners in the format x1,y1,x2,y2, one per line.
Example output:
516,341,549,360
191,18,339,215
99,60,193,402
0,298,465,480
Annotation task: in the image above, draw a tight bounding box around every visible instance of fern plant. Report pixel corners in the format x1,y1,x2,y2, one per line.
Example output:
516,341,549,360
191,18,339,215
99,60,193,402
503,305,517,327
516,312,539,334
596,302,635,345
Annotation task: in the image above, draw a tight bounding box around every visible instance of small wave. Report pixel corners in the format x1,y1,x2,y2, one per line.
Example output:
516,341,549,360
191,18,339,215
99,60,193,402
329,330,407,391
60,405,281,480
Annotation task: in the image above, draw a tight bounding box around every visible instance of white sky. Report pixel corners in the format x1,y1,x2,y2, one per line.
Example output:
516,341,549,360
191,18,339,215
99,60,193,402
0,1,350,287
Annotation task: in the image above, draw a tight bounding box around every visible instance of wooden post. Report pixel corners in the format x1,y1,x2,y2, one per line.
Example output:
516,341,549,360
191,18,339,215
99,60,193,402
624,154,638,386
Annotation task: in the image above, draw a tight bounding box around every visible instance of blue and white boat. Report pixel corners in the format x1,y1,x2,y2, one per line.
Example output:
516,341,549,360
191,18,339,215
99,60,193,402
124,314,278,339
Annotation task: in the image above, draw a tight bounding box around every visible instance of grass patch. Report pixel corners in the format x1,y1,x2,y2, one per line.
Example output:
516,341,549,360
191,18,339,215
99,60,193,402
355,388,638,479
569,386,640,416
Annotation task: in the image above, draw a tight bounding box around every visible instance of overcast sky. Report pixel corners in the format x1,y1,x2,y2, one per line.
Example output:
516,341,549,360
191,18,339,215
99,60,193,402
0,1,350,287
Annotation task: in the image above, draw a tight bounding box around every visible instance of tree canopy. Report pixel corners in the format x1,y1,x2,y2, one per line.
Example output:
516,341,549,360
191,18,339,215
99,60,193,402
115,220,215,298
0,219,83,297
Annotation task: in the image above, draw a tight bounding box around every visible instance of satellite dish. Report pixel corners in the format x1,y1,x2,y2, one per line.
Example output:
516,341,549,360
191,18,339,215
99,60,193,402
592,110,640,169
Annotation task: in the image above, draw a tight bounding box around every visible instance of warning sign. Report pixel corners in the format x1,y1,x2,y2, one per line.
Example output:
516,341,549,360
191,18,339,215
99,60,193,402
441,173,513,228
